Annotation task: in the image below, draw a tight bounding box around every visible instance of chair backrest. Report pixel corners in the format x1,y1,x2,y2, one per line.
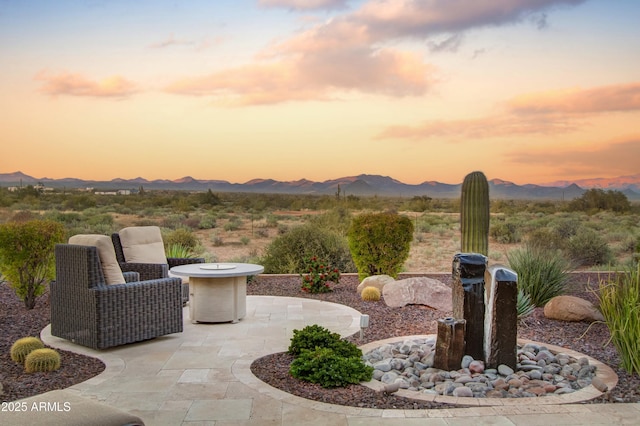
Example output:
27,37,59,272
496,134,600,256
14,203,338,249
68,234,125,285
117,226,167,264
55,244,107,290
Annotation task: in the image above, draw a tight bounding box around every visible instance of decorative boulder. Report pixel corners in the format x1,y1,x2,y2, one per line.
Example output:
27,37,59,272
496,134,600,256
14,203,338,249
543,295,605,322
357,274,395,295
382,277,452,311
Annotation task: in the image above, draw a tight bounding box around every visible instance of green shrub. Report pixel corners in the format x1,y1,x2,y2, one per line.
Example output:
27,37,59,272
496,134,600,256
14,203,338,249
289,347,373,388
490,222,521,244
300,256,340,294
164,228,200,250
507,245,572,307
288,324,360,358
525,228,565,252
10,337,45,363
595,265,640,374
566,228,613,266
0,219,65,309
260,224,354,274
347,212,413,280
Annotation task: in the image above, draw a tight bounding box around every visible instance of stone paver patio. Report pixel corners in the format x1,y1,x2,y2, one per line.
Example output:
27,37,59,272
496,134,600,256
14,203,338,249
40,295,640,425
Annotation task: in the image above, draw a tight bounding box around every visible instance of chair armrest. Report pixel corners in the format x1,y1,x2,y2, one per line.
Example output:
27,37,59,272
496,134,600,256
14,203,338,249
122,271,140,282
119,262,168,281
168,257,205,268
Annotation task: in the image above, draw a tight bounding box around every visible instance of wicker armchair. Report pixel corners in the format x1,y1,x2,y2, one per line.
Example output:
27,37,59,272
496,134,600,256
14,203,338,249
111,231,205,304
51,244,183,349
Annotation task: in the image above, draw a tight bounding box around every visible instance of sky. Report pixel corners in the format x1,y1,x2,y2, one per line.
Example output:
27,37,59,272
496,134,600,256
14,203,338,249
1,0,639,186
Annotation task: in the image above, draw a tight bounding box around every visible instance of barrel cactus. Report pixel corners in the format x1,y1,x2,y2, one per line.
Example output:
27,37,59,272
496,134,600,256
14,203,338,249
361,286,381,302
10,336,45,363
24,348,61,373
460,171,490,256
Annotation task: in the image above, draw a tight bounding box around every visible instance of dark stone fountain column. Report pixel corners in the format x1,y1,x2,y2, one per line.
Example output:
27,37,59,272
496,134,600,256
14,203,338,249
484,265,518,369
452,253,487,360
434,317,466,371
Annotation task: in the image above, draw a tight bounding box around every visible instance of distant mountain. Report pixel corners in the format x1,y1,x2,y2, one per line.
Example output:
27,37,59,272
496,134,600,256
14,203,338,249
1,171,639,200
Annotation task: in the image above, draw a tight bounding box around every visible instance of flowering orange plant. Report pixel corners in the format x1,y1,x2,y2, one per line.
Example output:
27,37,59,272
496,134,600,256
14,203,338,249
300,256,340,294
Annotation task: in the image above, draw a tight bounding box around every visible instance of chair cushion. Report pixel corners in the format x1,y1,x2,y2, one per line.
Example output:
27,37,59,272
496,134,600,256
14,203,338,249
68,234,126,285
119,226,167,264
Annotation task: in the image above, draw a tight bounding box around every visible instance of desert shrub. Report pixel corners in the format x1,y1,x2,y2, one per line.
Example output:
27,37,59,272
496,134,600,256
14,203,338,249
211,233,224,246
289,347,373,388
347,212,413,280
552,217,581,239
566,228,613,266
490,222,521,244
595,265,640,374
240,236,250,246
308,207,352,236
162,214,186,229
254,228,269,238
260,224,354,274
0,219,65,309
507,245,572,307
568,188,631,213
198,214,217,229
300,256,340,293
525,228,565,252
163,227,200,250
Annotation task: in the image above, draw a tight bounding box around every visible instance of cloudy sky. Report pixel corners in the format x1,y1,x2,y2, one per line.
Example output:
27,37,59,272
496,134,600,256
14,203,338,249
2,0,639,185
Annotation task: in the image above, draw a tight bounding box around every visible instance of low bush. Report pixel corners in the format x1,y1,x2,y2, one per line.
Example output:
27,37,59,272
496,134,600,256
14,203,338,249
566,228,613,266
595,265,640,374
164,228,200,250
289,347,373,388
300,256,340,294
287,325,372,388
260,224,354,274
507,245,572,307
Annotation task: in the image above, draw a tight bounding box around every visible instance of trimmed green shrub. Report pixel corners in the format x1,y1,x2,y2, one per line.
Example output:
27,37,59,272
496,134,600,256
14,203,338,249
0,219,65,309
25,348,61,373
260,224,354,274
347,212,413,280
10,337,45,363
595,265,640,374
507,245,572,307
289,347,373,388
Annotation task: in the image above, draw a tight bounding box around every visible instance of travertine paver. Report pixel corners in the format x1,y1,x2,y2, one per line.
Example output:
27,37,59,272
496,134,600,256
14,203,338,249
39,295,640,426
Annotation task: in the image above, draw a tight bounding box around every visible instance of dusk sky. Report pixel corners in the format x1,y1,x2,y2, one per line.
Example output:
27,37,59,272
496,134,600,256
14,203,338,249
2,0,639,185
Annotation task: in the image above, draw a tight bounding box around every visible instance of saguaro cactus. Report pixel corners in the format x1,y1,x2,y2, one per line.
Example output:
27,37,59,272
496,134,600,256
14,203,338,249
460,171,490,256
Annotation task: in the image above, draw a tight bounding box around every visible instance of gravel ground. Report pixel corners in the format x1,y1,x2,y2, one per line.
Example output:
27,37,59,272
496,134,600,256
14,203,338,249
1,273,638,408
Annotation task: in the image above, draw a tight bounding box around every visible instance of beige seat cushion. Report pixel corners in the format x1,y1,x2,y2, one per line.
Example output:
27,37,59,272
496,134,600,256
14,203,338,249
119,226,167,264
69,234,126,285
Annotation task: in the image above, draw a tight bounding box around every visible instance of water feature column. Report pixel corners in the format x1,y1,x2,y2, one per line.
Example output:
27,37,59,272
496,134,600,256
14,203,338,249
452,253,487,360
484,265,518,369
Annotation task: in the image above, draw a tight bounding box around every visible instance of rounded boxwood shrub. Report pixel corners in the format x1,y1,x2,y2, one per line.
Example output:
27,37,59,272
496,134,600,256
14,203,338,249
289,347,373,388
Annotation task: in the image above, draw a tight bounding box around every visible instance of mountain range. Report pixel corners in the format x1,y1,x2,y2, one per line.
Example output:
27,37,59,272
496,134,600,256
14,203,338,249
2,171,640,200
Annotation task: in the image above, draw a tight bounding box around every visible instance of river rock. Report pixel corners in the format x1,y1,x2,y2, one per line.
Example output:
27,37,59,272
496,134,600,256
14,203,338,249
543,295,605,322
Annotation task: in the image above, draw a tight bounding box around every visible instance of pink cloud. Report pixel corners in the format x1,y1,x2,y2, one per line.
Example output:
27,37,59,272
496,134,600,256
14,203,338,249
36,72,138,98
507,138,640,176
166,0,585,105
507,82,640,114
258,0,348,10
376,114,577,141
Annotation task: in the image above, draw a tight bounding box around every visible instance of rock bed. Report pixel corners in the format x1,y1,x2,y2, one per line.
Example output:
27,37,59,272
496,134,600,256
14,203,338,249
363,337,599,398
